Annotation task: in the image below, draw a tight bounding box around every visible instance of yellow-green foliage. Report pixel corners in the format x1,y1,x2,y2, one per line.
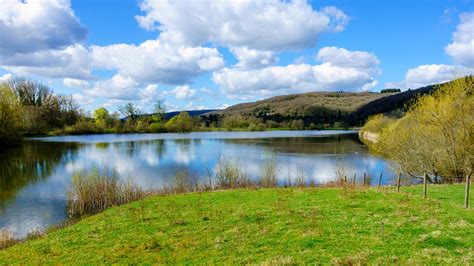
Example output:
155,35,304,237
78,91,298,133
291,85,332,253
0,83,23,146
165,112,195,132
375,77,473,180
361,114,396,133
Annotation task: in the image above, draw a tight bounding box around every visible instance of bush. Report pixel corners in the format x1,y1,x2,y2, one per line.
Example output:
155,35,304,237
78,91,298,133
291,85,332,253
374,76,473,181
149,122,166,133
67,170,144,218
361,114,396,133
64,120,101,135
166,112,194,132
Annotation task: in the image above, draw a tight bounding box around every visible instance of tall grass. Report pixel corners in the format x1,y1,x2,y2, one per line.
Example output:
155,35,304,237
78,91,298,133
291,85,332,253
0,230,17,250
260,153,279,188
67,170,145,218
214,157,254,188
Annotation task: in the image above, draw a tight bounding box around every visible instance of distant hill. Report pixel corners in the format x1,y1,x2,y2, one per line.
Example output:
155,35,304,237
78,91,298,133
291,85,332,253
209,91,395,126
163,109,215,120
207,81,450,126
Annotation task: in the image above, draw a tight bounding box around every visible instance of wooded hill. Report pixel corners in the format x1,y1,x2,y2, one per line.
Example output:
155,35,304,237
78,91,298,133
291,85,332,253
207,82,442,127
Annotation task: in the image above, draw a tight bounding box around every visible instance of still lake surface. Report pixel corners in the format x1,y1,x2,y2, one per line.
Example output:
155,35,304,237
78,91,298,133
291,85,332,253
0,130,396,237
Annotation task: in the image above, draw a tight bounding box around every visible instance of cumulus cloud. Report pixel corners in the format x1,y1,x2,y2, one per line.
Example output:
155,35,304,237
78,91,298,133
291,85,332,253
72,93,95,106
445,12,474,68
386,13,474,90
0,0,87,55
63,77,90,89
214,46,380,98
85,74,139,100
2,44,92,80
167,85,197,100
90,40,224,84
230,47,276,69
385,64,474,89
213,63,379,98
316,47,380,70
135,0,349,51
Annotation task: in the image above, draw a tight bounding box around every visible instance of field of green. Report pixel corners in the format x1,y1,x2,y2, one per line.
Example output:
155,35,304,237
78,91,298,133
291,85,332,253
1,185,473,264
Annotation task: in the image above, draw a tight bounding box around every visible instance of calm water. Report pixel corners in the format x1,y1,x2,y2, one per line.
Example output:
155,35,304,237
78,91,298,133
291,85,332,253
0,130,396,238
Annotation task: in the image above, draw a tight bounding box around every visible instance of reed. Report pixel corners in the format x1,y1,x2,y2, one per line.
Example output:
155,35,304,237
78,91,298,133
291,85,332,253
260,153,279,188
214,157,254,189
67,170,145,218
0,230,17,250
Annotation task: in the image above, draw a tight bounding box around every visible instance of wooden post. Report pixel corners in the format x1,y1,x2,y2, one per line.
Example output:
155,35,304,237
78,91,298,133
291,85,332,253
353,173,356,186
397,172,401,193
378,172,382,188
465,174,470,209
363,172,367,186
423,172,427,199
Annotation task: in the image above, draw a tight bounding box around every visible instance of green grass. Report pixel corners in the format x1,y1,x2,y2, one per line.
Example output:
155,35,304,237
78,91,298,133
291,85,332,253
1,184,473,264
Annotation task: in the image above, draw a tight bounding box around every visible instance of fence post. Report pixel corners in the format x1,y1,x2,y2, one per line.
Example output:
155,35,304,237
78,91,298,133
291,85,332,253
378,172,382,188
363,172,367,186
353,173,356,186
465,174,470,209
397,172,401,193
423,172,427,199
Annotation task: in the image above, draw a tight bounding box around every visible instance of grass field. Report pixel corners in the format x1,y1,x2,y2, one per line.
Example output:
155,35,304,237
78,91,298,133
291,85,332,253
1,184,473,264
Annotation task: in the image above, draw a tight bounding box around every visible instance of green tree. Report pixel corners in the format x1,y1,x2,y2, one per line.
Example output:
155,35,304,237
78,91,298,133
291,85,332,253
119,103,140,126
374,77,473,182
93,107,110,128
0,84,23,146
165,112,194,133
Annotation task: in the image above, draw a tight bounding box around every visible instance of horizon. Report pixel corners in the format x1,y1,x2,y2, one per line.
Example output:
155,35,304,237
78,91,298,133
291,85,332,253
1,0,473,113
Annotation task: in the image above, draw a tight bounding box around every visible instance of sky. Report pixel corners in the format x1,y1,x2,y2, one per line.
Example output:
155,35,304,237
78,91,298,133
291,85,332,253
0,0,473,114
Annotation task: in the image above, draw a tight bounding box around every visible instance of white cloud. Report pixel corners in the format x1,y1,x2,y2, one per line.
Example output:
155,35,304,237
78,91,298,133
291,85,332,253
168,85,197,100
445,12,474,68
387,12,474,90
63,78,89,89
214,46,380,98
85,74,139,100
90,40,224,84
2,44,92,80
385,64,474,89
213,62,379,98
0,0,87,55
135,0,348,51
230,47,276,69
316,47,380,70
72,93,94,106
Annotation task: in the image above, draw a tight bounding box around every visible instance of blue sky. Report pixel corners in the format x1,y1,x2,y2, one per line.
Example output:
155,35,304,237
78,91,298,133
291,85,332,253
1,0,473,114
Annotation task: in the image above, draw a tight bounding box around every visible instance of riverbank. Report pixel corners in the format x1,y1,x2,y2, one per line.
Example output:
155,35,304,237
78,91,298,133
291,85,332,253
1,184,472,264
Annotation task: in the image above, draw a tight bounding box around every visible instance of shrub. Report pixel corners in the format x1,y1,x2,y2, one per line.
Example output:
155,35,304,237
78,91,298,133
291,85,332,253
374,76,474,182
361,114,396,133
67,170,145,217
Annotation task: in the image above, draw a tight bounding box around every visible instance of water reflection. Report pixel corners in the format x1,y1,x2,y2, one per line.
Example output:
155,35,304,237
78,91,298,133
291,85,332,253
1,131,395,237
0,142,79,237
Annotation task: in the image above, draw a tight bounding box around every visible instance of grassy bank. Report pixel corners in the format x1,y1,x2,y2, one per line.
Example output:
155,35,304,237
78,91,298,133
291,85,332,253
1,185,473,264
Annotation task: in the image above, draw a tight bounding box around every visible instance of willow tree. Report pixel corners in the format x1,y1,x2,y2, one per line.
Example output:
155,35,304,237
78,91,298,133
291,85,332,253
0,83,23,146
374,76,473,182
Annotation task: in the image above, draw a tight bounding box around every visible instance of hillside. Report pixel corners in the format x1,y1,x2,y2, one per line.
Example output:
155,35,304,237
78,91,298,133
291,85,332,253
211,92,391,126
1,185,472,264
210,82,444,127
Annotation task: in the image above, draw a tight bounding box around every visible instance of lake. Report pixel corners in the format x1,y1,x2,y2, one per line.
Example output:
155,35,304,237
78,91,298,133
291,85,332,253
0,130,396,238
